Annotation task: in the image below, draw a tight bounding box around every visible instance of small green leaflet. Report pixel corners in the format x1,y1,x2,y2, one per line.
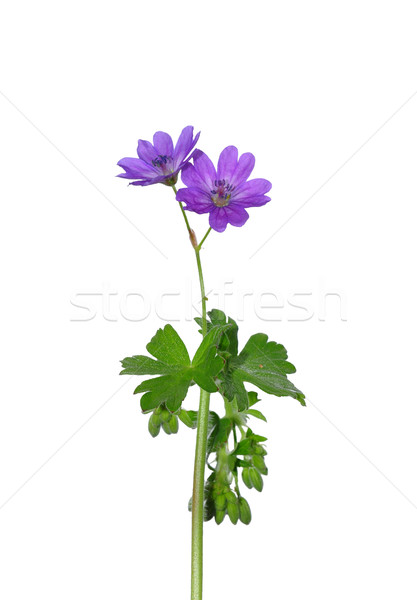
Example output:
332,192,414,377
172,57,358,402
120,323,231,413
232,428,268,456
246,409,267,422
195,309,238,355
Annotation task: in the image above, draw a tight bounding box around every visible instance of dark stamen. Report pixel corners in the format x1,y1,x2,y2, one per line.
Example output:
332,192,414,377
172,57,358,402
152,155,170,168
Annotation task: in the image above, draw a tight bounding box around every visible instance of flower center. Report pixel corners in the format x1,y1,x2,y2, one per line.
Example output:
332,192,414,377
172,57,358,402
211,179,233,207
152,155,174,175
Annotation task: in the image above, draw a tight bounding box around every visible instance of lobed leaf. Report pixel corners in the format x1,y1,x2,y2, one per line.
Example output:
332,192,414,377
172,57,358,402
121,323,232,413
146,324,190,365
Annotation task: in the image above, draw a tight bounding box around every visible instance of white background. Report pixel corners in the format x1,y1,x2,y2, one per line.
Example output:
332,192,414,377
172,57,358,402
1,1,416,598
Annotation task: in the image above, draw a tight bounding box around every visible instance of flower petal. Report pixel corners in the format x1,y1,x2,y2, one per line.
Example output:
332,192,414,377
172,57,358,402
233,178,272,199
232,195,271,208
193,150,216,189
117,157,157,179
129,175,167,186
176,187,212,214
230,152,255,186
181,162,211,191
224,204,249,227
217,146,238,181
174,126,200,167
209,204,250,232
209,208,229,232
153,131,174,157
137,139,157,164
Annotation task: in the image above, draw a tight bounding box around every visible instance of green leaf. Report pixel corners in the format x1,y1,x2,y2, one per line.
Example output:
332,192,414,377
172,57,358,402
207,309,227,327
120,324,231,413
183,409,219,433
195,309,239,355
246,408,267,422
222,371,248,412
119,355,175,376
248,391,261,407
232,438,254,456
199,312,305,409
192,322,230,365
236,458,253,468
136,371,192,412
251,433,267,442
140,391,161,413
146,324,190,365
206,412,221,455
210,417,233,451
220,332,305,409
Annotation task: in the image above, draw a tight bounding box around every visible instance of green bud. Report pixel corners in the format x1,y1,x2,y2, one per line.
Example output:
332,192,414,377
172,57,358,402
150,411,161,426
225,491,237,504
178,409,194,428
214,494,226,511
215,509,226,525
252,454,268,475
227,501,239,525
154,405,163,416
148,416,161,438
254,444,267,455
169,415,179,434
161,409,171,423
161,421,172,435
238,497,252,525
249,468,263,492
241,468,253,489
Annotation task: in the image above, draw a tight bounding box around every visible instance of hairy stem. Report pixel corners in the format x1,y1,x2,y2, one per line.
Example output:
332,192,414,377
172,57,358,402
171,184,210,600
191,245,209,600
191,385,210,599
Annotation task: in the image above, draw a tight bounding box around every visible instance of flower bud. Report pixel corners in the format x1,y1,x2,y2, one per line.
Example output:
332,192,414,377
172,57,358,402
214,494,226,511
225,491,237,504
227,502,239,525
161,408,171,423
169,415,179,434
150,411,161,426
162,421,172,435
238,497,252,525
249,468,263,492
178,409,194,428
252,454,268,475
254,444,267,456
241,468,253,489
148,413,161,438
215,509,226,525
189,228,198,249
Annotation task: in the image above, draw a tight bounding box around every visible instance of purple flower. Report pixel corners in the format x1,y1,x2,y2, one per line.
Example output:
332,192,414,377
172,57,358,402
176,146,272,232
117,126,200,187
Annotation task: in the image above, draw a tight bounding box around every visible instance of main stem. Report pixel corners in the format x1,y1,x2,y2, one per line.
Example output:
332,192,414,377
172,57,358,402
172,185,210,600
191,249,209,600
